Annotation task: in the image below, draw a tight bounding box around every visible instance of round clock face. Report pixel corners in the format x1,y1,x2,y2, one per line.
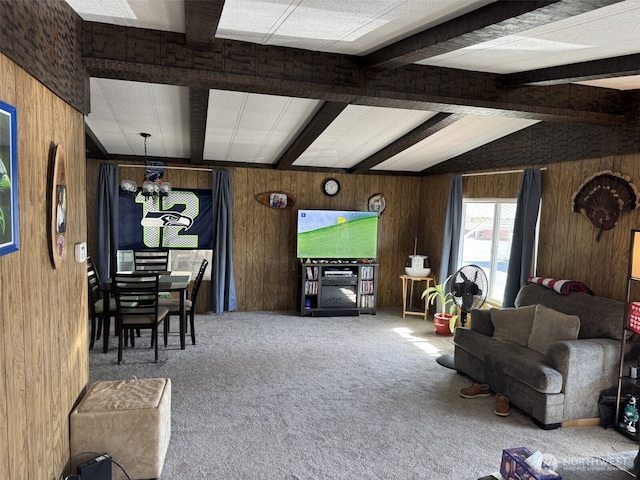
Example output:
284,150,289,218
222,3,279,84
323,178,340,196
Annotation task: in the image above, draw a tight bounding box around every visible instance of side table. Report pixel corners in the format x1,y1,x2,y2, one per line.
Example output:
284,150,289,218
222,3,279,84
400,274,434,321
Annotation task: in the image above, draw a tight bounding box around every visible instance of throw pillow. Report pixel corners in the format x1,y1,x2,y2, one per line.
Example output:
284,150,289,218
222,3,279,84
528,304,581,355
490,305,537,346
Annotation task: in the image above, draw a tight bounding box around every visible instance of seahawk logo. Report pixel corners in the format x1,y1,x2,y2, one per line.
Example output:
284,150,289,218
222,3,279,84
140,211,193,230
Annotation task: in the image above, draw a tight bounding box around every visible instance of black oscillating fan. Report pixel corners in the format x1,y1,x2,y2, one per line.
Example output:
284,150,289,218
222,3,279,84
450,264,488,327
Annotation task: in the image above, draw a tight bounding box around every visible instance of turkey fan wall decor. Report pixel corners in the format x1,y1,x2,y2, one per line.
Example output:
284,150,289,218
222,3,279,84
572,170,640,241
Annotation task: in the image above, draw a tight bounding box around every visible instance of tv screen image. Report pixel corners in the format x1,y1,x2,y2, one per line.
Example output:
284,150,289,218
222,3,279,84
296,210,378,259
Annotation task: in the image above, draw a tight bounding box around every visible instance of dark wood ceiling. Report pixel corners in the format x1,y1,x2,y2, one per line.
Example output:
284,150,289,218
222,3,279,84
2,0,638,175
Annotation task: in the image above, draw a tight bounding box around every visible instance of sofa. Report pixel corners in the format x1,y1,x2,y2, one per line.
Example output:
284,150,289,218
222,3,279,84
454,282,637,429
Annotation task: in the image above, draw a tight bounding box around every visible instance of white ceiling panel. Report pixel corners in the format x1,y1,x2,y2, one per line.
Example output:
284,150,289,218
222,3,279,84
65,0,185,32
86,78,190,158
203,91,321,164
373,116,539,172
418,0,640,74
293,106,438,168
217,0,492,55
577,75,640,91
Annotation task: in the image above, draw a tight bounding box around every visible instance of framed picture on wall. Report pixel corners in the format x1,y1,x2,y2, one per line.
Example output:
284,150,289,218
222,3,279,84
0,100,18,257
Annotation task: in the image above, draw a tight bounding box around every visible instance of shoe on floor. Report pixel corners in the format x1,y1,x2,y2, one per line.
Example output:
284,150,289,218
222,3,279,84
495,393,510,416
459,383,491,398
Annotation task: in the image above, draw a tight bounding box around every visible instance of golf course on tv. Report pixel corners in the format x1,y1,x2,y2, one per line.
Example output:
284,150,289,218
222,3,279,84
297,211,378,258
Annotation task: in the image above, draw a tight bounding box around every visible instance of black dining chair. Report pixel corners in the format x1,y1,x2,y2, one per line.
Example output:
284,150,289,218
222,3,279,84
86,256,117,349
160,258,208,345
133,249,170,272
112,272,170,364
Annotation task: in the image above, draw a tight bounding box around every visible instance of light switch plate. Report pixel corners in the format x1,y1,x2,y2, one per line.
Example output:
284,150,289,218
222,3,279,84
74,242,87,263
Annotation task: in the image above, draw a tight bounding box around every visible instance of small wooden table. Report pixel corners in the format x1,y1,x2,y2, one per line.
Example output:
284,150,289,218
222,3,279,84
400,274,434,321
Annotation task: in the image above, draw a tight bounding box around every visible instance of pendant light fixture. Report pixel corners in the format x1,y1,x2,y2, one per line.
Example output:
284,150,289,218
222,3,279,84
120,133,172,200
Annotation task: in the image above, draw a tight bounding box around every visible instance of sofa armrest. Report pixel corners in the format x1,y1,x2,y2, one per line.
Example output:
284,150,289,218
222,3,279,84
470,309,494,337
545,339,619,396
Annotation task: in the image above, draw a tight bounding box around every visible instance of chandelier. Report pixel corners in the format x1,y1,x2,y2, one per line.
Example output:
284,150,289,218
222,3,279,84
120,133,172,200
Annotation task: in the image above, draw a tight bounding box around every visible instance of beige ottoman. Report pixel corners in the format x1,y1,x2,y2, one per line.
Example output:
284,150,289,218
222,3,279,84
70,378,171,480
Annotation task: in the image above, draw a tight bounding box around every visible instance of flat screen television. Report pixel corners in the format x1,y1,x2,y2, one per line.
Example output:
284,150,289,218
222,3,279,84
296,210,378,259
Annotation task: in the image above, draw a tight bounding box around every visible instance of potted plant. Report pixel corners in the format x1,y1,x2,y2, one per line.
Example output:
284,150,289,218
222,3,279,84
422,275,459,335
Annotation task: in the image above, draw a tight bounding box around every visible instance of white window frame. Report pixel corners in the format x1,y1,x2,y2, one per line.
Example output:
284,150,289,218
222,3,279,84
117,249,212,281
459,198,518,305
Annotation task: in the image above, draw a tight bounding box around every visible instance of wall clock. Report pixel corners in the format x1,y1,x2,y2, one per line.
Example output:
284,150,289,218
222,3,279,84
322,178,340,197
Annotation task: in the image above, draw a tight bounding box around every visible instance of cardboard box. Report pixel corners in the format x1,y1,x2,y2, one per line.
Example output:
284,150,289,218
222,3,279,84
500,447,562,480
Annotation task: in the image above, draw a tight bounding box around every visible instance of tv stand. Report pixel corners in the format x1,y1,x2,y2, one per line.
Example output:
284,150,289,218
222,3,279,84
298,261,378,316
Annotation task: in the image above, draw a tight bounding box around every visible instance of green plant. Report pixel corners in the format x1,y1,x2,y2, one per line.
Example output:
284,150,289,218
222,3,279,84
421,275,459,333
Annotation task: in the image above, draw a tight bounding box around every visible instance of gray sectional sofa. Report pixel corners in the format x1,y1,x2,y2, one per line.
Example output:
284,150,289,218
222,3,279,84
454,283,636,429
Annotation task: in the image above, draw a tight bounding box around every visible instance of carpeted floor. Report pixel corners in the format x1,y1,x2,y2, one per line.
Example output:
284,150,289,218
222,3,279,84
89,308,637,479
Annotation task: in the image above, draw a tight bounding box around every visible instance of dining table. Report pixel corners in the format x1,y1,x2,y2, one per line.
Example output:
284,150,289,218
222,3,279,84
100,271,192,354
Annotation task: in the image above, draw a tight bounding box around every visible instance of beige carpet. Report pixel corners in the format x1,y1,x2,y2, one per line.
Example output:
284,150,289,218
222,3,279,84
88,308,636,479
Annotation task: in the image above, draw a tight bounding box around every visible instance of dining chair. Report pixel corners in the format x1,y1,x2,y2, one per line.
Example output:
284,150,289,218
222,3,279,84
133,249,170,272
112,272,170,364
160,258,208,345
86,256,117,349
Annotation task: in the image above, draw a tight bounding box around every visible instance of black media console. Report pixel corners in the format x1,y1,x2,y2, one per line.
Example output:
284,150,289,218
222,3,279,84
298,262,378,317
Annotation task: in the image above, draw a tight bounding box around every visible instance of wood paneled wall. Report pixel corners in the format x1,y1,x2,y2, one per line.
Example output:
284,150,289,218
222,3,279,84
85,162,423,311
88,154,640,313
420,155,640,304
0,53,88,479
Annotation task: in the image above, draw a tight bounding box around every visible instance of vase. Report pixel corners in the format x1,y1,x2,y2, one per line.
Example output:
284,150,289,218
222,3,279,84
433,312,454,336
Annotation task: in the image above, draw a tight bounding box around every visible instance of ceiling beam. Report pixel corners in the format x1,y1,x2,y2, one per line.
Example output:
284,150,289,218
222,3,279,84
275,101,350,170
184,0,226,47
85,124,109,160
502,53,640,86
189,88,209,163
363,0,623,69
81,23,627,125
350,113,460,174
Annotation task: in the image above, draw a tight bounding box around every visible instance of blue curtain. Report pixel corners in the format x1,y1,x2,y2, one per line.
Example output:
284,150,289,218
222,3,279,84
439,175,463,284
210,170,237,313
502,168,542,307
96,164,119,281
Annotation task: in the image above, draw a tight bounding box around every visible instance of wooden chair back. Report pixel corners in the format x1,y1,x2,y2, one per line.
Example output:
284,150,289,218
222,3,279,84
190,258,209,303
133,249,170,272
112,272,168,363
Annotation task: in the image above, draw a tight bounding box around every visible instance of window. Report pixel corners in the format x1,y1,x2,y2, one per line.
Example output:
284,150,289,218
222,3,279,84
117,249,212,281
459,200,517,305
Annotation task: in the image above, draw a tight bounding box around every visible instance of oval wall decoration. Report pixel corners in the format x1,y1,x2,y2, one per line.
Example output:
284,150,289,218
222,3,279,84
49,144,67,269
255,191,296,209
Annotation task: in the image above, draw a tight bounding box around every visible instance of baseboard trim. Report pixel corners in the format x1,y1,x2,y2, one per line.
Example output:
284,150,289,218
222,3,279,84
561,418,601,427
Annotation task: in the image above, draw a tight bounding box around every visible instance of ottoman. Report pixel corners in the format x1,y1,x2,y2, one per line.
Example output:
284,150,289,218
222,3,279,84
70,378,171,480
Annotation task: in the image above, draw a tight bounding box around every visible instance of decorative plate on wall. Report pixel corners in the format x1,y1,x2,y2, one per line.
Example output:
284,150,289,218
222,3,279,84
49,143,67,268
367,193,386,214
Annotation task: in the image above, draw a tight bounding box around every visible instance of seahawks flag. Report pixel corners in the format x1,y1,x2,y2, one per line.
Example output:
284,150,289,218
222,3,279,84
118,188,213,250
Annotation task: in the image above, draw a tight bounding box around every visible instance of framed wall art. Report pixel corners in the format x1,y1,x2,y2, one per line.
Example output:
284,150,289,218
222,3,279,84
0,100,18,257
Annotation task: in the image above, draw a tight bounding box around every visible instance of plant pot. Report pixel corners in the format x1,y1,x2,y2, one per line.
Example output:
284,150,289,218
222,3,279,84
433,312,454,336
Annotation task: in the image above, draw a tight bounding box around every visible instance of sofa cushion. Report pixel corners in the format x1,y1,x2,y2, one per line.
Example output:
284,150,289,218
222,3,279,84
515,283,623,340
490,305,537,346
485,342,564,394
454,326,499,360
528,304,580,355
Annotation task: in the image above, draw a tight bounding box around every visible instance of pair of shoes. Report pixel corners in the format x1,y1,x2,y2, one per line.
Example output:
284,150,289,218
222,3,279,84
459,383,491,398
495,393,510,416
